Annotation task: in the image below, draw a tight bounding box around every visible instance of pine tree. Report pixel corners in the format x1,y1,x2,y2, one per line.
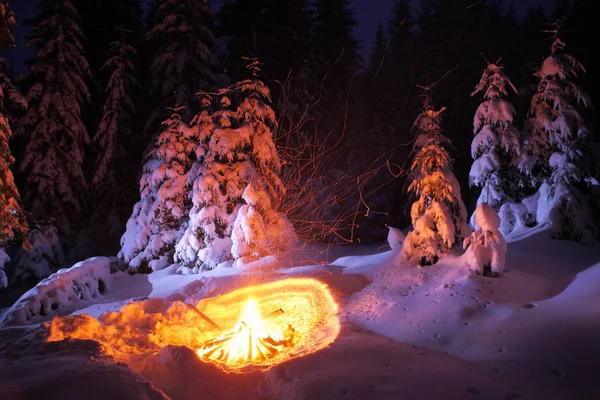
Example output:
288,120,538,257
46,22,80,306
119,106,197,272
402,89,470,266
0,0,27,289
90,38,139,253
523,32,598,243
176,60,295,272
469,63,521,210
230,59,295,266
145,0,216,140
73,0,143,142
17,0,91,246
174,92,233,272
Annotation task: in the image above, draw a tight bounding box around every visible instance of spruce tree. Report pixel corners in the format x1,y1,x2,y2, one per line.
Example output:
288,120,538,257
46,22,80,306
402,89,470,266
230,59,295,266
145,0,216,140
176,60,295,271
469,63,521,209
17,0,91,246
174,92,232,272
119,106,197,272
91,38,139,253
523,33,598,243
0,0,27,289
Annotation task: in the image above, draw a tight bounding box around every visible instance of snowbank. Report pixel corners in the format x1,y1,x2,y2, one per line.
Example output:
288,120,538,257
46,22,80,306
0,256,127,327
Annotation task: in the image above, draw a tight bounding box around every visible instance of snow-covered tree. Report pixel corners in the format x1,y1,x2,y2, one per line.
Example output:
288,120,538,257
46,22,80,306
230,60,296,266
119,106,198,272
469,63,521,209
174,92,234,272
176,60,295,272
463,202,507,277
11,221,65,285
0,0,27,289
402,91,470,266
145,0,216,140
91,39,139,249
522,33,598,243
16,0,91,244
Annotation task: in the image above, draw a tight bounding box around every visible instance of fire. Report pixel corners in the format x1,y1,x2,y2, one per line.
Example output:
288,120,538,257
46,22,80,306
45,278,340,370
196,278,340,370
198,298,293,364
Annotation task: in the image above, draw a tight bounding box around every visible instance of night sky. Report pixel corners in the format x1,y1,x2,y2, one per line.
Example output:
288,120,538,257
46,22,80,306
6,0,551,75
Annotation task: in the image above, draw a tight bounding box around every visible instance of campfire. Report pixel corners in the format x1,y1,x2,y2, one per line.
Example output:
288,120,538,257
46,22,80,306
45,278,340,371
196,299,294,364
191,278,340,370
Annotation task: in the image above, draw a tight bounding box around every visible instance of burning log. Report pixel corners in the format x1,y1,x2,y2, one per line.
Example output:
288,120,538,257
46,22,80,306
199,319,294,364
186,302,222,331
197,301,295,365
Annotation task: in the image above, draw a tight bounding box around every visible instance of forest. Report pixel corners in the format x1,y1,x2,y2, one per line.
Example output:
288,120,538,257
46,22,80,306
0,0,597,298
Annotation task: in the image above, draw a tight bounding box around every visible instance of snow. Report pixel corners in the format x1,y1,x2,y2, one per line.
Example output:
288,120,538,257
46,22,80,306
1,226,600,399
0,256,127,327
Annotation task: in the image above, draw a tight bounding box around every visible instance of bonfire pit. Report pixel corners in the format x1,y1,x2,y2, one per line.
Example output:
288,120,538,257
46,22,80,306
45,278,340,372
188,278,341,370
196,301,295,364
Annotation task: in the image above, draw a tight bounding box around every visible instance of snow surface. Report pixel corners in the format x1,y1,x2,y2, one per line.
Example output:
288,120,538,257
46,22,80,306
1,228,600,399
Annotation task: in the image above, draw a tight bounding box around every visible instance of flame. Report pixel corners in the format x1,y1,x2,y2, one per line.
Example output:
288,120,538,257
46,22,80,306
45,278,340,370
198,298,286,364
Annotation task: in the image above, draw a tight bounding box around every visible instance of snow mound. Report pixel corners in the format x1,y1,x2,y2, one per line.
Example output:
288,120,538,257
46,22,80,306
0,257,127,327
474,202,500,231
386,225,405,249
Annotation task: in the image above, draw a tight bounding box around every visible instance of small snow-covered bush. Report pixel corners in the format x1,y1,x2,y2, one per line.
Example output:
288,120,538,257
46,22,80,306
463,203,507,277
0,256,127,327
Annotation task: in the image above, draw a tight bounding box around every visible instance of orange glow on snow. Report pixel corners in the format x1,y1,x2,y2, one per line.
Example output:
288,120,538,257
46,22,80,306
46,278,340,370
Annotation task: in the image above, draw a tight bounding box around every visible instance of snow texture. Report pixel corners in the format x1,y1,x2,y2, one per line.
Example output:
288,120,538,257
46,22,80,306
0,256,126,327
2,225,600,399
386,225,405,249
463,203,507,276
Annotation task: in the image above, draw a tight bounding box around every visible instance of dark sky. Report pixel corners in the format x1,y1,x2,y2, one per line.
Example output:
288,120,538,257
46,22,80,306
6,0,551,76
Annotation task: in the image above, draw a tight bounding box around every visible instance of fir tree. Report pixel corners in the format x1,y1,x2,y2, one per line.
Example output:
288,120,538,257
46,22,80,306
17,0,91,246
176,60,295,271
119,106,197,272
90,38,139,254
174,92,233,272
523,33,598,243
145,0,216,140
0,0,27,289
469,63,521,210
402,89,470,266
230,59,295,266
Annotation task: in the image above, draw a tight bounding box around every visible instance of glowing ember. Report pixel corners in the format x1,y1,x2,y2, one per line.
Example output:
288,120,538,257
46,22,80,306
198,298,294,364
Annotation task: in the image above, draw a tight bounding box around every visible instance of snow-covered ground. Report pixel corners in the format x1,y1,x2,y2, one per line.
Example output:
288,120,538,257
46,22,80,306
1,226,600,400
